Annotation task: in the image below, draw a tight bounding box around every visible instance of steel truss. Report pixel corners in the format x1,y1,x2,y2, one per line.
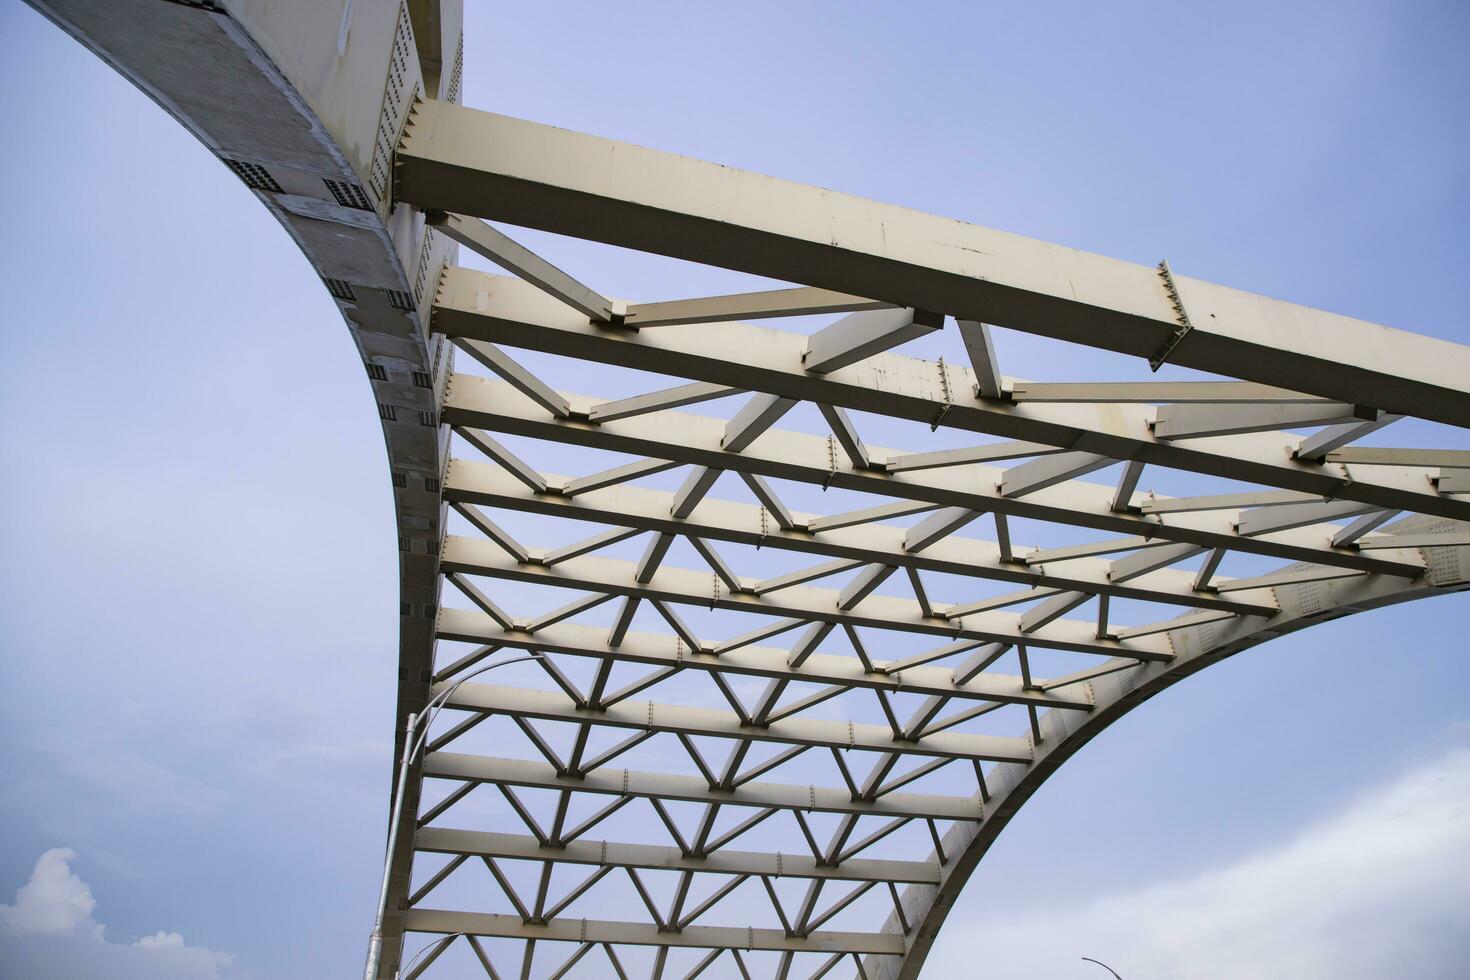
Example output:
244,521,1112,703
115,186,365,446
30,2,1470,978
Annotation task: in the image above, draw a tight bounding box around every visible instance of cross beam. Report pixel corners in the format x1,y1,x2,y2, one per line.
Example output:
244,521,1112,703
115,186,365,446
399,100,1470,427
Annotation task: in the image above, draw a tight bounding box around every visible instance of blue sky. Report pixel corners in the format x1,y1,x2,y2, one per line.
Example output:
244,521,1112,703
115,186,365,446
1,1,1468,977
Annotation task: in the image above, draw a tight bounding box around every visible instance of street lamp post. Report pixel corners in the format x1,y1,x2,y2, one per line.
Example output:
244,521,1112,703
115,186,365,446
1082,957,1124,979
396,932,467,979
363,653,543,980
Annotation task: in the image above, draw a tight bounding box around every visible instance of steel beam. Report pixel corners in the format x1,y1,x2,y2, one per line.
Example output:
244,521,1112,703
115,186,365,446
435,611,1099,710
441,374,1427,576
1295,414,1401,461
1109,543,1206,583
438,535,1175,659
455,339,570,419
724,392,797,451
428,211,614,322
1139,489,1318,514
438,682,1032,762
589,382,741,423
423,752,984,820
398,101,1470,426
1001,452,1113,498
1324,448,1470,469
803,307,944,374
1152,402,1366,440
625,286,892,327
415,828,941,883
404,908,906,955
880,441,1060,473
1236,499,1379,537
956,320,1004,399
442,456,1281,616
432,270,1469,523
1009,381,1325,404
1356,533,1470,549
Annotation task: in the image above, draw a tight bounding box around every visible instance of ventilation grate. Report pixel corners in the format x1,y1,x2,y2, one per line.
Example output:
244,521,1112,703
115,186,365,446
424,477,440,493
322,178,373,211
418,410,437,427
446,33,464,104
399,602,411,617
1427,539,1460,587
398,536,411,552
369,3,418,203
422,604,436,619
412,370,433,389
324,278,355,301
386,289,414,311
426,541,440,556
1297,581,1323,617
391,472,407,489
223,157,282,193
1200,621,1221,652
413,230,435,305
378,403,398,421
366,363,389,382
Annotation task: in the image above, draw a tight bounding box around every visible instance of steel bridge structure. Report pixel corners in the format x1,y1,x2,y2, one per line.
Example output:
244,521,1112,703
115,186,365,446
27,2,1470,978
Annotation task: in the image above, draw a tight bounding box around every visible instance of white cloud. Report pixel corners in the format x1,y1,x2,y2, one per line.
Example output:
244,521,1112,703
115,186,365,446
0,847,102,938
0,849,234,979
928,743,1470,979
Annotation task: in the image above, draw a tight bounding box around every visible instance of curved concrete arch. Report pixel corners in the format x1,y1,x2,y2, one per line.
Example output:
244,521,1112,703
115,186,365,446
26,3,1470,978
25,2,461,971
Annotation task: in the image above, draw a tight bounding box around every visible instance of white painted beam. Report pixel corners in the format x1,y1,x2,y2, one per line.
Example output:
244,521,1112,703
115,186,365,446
433,270,1470,523
404,907,906,954
803,308,944,374
428,211,614,322
399,101,1470,426
434,610,1098,710
415,828,940,884
624,286,892,327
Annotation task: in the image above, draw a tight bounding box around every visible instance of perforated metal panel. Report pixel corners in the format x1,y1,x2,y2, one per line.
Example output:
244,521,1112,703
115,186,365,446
222,157,282,193
368,2,419,204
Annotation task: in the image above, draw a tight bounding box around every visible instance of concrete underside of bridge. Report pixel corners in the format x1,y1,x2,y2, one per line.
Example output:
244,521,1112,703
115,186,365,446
26,2,1470,978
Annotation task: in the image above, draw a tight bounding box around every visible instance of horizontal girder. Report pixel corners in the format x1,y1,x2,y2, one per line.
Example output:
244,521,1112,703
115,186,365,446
432,270,1467,526
423,752,985,820
399,101,1470,426
441,373,1426,577
405,907,906,954
414,827,941,884
435,611,1098,711
439,535,1174,660
442,457,1279,617
439,682,1033,763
